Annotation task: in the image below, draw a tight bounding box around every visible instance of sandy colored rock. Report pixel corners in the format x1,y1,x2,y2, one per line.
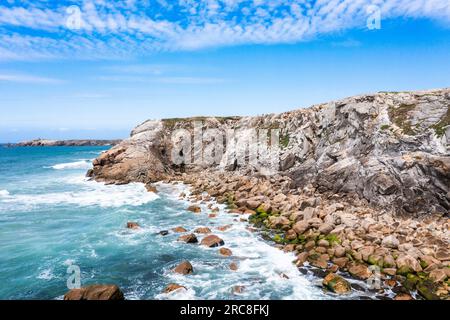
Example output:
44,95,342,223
219,248,233,256
201,235,225,247
178,234,198,244
194,227,212,234
173,261,193,275
64,285,124,300
323,273,351,294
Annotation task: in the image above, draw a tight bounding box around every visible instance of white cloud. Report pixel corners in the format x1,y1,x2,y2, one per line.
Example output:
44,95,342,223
0,73,64,84
0,0,448,60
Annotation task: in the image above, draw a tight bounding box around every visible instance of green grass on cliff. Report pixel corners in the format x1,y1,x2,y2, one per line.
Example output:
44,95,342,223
162,116,241,128
431,105,450,137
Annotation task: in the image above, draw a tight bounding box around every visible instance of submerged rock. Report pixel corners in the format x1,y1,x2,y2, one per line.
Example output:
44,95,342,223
163,283,187,293
126,222,140,230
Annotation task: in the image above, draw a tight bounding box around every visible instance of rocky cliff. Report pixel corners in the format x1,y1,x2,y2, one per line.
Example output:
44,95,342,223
88,89,450,216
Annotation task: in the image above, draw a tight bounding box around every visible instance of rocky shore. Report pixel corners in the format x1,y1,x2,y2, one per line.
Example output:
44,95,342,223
16,139,121,147
85,88,449,300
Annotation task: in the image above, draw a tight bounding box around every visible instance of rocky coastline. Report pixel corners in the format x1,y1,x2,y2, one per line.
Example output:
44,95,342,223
15,139,122,147
80,88,449,300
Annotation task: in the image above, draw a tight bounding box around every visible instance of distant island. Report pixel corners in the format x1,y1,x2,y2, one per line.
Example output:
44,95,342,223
13,139,122,147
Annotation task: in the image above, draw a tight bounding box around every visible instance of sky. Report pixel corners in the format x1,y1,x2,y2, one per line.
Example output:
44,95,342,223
0,0,450,142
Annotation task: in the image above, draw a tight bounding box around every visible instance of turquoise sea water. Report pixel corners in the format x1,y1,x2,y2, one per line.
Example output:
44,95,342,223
0,146,369,300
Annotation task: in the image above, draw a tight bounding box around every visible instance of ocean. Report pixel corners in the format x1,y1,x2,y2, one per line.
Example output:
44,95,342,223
0,146,366,300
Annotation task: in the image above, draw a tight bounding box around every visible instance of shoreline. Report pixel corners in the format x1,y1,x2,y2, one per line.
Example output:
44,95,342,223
156,171,449,300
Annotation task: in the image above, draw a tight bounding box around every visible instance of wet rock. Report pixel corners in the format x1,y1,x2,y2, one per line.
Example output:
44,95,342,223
217,225,232,232
145,184,158,193
323,273,351,294
187,205,201,213
173,261,193,275
126,222,140,230
348,264,372,280
296,252,309,266
159,230,169,236
172,226,188,233
201,235,225,247
229,262,238,271
163,283,187,293
178,234,198,244
194,227,212,234
416,280,440,300
232,286,245,294
219,248,233,256
64,284,124,300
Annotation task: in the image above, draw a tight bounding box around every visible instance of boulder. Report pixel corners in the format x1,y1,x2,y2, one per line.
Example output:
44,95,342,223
334,245,346,258
173,261,194,275
429,269,448,283
394,293,413,300
293,221,309,235
381,235,400,249
194,227,212,234
187,205,201,213
285,229,298,241
178,234,198,244
348,264,372,280
332,257,349,268
64,285,124,300
268,216,290,229
219,248,233,256
172,226,187,233
396,254,423,274
318,223,334,235
201,235,225,247
323,273,351,294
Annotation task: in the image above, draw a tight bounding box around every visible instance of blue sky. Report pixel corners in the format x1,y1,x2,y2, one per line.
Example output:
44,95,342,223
0,1,450,142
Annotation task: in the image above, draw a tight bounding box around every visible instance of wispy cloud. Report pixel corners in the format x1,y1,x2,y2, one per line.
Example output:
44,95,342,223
0,73,64,84
0,0,449,60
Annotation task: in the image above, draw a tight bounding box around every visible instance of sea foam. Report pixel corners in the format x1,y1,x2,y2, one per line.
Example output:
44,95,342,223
50,160,93,170
0,190,9,197
0,177,158,208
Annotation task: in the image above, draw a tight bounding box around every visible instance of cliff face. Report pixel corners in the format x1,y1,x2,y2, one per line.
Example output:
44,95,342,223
88,89,450,215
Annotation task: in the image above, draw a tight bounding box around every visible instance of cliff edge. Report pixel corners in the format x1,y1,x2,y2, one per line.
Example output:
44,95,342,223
88,89,450,215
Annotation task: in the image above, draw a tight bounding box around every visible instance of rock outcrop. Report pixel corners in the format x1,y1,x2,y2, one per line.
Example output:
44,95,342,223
64,284,124,300
88,89,449,216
